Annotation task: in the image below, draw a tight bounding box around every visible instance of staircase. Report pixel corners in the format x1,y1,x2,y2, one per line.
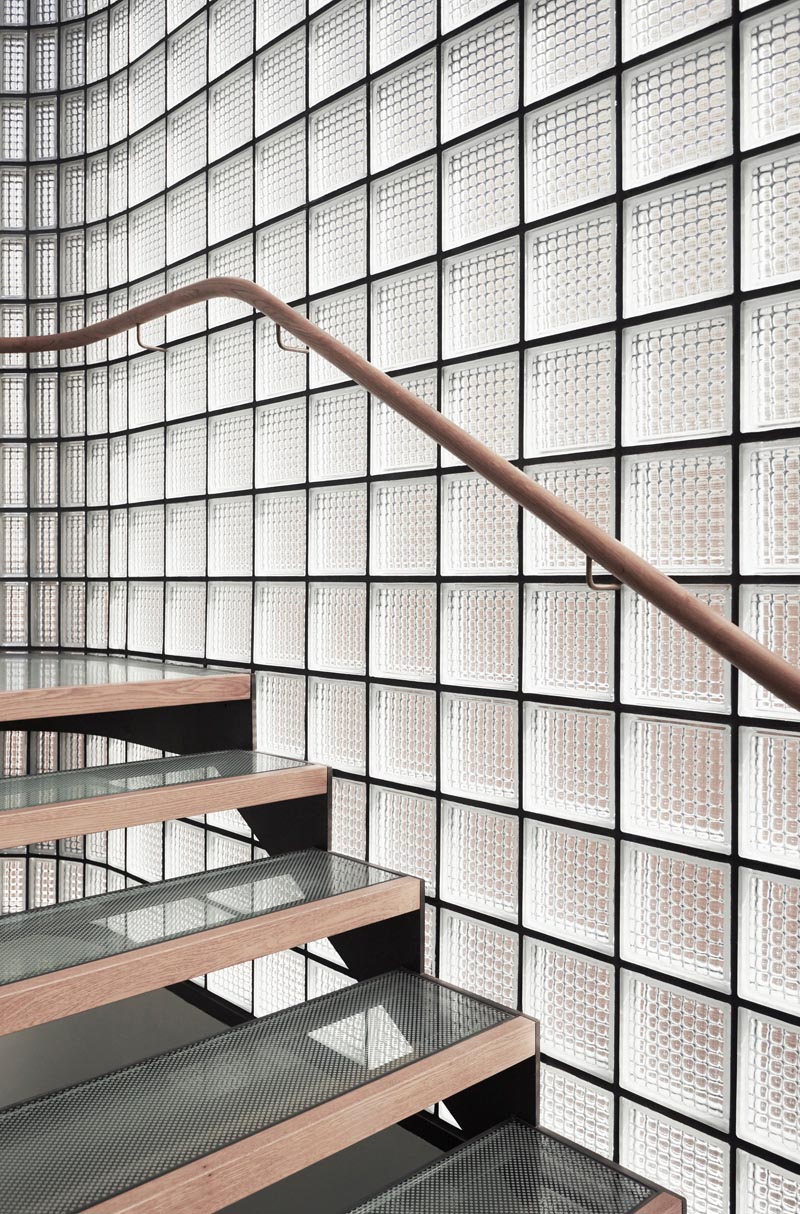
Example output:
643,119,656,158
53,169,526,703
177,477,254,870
0,652,684,1214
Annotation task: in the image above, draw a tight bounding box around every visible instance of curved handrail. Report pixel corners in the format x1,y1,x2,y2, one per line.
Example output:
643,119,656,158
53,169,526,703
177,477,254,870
2,275,798,713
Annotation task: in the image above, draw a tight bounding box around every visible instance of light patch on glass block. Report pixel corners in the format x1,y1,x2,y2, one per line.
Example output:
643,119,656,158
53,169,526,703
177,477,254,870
524,703,615,825
621,1101,730,1214
526,0,614,103
525,335,616,458
524,459,614,575
206,581,252,663
740,727,800,869
255,490,306,577
370,683,436,788
371,158,437,273
623,32,732,189
372,264,438,371
309,288,367,389
740,868,800,1016
309,0,365,105
308,483,367,576
523,820,614,952
371,51,436,174
742,2,800,150
441,693,518,807
370,477,437,576
540,1066,614,1158
165,820,205,879
441,583,518,690
441,353,518,466
439,908,518,1008
524,938,613,1078
369,583,437,683
742,291,800,432
442,119,518,248
622,585,731,712
739,1150,800,1214
741,439,800,574
255,671,305,758
441,473,517,576
740,586,800,720
743,145,800,290
624,169,733,315
309,582,366,675
370,784,436,894
524,585,615,701
443,237,519,358
256,400,306,489
526,206,616,339
330,777,367,860
256,29,305,135
256,121,306,222
309,88,366,199
208,497,253,577
739,1008,800,1162
308,676,366,774
525,79,615,222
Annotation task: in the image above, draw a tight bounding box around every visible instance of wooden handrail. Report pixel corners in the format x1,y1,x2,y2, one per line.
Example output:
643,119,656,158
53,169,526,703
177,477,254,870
2,275,798,712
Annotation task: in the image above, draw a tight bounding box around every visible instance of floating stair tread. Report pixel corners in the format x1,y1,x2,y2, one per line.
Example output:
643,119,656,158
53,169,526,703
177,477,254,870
0,850,421,1035
0,749,327,848
346,1118,682,1213
0,971,536,1214
0,651,250,722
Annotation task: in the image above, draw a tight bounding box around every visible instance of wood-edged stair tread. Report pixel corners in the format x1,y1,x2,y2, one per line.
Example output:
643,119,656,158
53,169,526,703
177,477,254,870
345,1118,683,1213
0,850,420,1034
0,749,327,848
0,970,536,1214
0,651,250,723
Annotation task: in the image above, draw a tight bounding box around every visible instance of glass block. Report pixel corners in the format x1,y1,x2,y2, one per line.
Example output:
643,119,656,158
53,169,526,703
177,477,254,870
208,496,254,576
256,29,305,135
209,151,253,246
369,785,436,895
443,238,519,357
30,580,58,646
166,420,206,499
441,9,519,143
525,334,616,457
209,326,253,411
441,354,518,467
441,800,518,921
524,703,615,825
372,264,438,371
739,1151,800,1214
439,908,518,1008
0,581,27,645
128,428,165,504
4,856,29,912
60,441,86,507
255,400,306,489
524,585,614,701
309,288,367,389
309,0,365,105
739,1008,800,1161
371,52,436,174
29,857,56,908
442,121,518,249
165,582,206,659
309,388,367,483
309,88,367,199
256,0,304,45
166,339,206,419
440,583,518,690
369,582,436,683
209,64,253,163
524,459,614,575
209,0,252,78
623,32,732,189
539,1065,614,1159
254,950,305,1017
129,46,165,135
624,0,729,59
206,581,252,663
256,215,306,303
742,3,800,150
309,188,366,296
255,490,306,576
523,938,614,1078
741,439,800,574
308,483,367,575
621,1101,730,1214
308,676,365,774
127,581,164,653
330,776,367,861
525,80,615,223
163,819,205,880
370,477,437,575
622,585,731,713
167,97,207,187
255,121,306,222
371,158,437,273
370,370,438,474
127,822,164,883
623,309,733,446
110,509,128,577
441,473,517,576
526,0,614,103
254,670,305,758
0,513,26,576
308,582,366,675
371,0,435,70
0,168,25,230
128,506,165,578
0,376,26,439
742,291,800,432
740,867,800,1016
523,820,614,952
441,692,518,807
0,443,26,506
208,410,253,493
0,31,27,93
165,501,206,577
526,206,616,339
740,586,800,720
254,581,305,668
369,683,436,788
1,100,26,163
740,727,800,868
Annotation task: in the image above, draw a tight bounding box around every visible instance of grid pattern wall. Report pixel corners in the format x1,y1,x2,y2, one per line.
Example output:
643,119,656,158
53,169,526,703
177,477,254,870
0,0,799,1209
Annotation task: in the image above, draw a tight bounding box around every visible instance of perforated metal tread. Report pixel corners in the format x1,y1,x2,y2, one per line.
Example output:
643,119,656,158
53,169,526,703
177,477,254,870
345,1118,669,1213
0,971,518,1214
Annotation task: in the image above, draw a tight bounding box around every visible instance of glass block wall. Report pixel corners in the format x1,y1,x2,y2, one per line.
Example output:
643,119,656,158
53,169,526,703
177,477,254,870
0,0,799,1209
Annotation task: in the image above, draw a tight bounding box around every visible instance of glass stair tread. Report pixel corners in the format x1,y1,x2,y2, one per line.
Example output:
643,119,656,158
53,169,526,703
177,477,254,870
0,971,535,1214
345,1118,678,1214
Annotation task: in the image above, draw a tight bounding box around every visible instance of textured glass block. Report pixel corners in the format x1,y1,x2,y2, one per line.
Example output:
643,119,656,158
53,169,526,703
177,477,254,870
167,97,207,187
621,1102,730,1214
308,676,365,774
742,3,800,150
441,584,517,690
441,9,518,142
739,1151,800,1214
208,496,253,576
209,64,253,162
539,1065,614,1159
309,388,367,483
0,32,27,93
369,785,436,894
209,326,253,411
60,441,85,508
127,822,164,883
206,581,252,663
523,939,614,1078
0,168,25,230
129,46,165,135
309,288,367,389
622,715,730,850
739,1009,800,1161
369,583,436,683
370,477,437,576
256,215,306,304
308,483,367,576
0,856,25,913
255,121,306,222
371,0,434,69
209,151,253,246
741,439,800,574
623,33,732,189
0,513,26,577
163,819,205,880
441,692,518,807
310,190,366,300
309,89,367,199
166,420,206,499
742,291,800,432
330,776,367,861
370,371,437,475
526,0,614,102
167,338,206,419
254,581,305,668
524,703,614,825
309,0,365,105
371,158,437,273
127,581,164,653
443,121,518,249
441,474,517,576
0,375,26,439
128,428,165,504
443,238,519,357
0,581,27,645
740,727,800,868
740,868,800,1016
254,950,305,1017
255,400,306,489
164,582,206,659
0,443,26,506
622,586,731,712
29,857,56,908
526,206,616,339
441,801,518,921
128,507,164,578
1,235,25,298
372,264,438,371
254,671,305,758
524,585,614,701
523,821,614,952
439,908,518,1008
256,0,304,44
308,582,366,675
369,683,435,788
525,80,615,222
166,501,206,577
525,334,616,457
524,460,614,574
208,410,254,493
624,0,729,59
256,29,305,135
740,586,800,720
371,52,436,174
209,0,252,78
441,354,518,467
255,490,306,577
623,310,733,446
